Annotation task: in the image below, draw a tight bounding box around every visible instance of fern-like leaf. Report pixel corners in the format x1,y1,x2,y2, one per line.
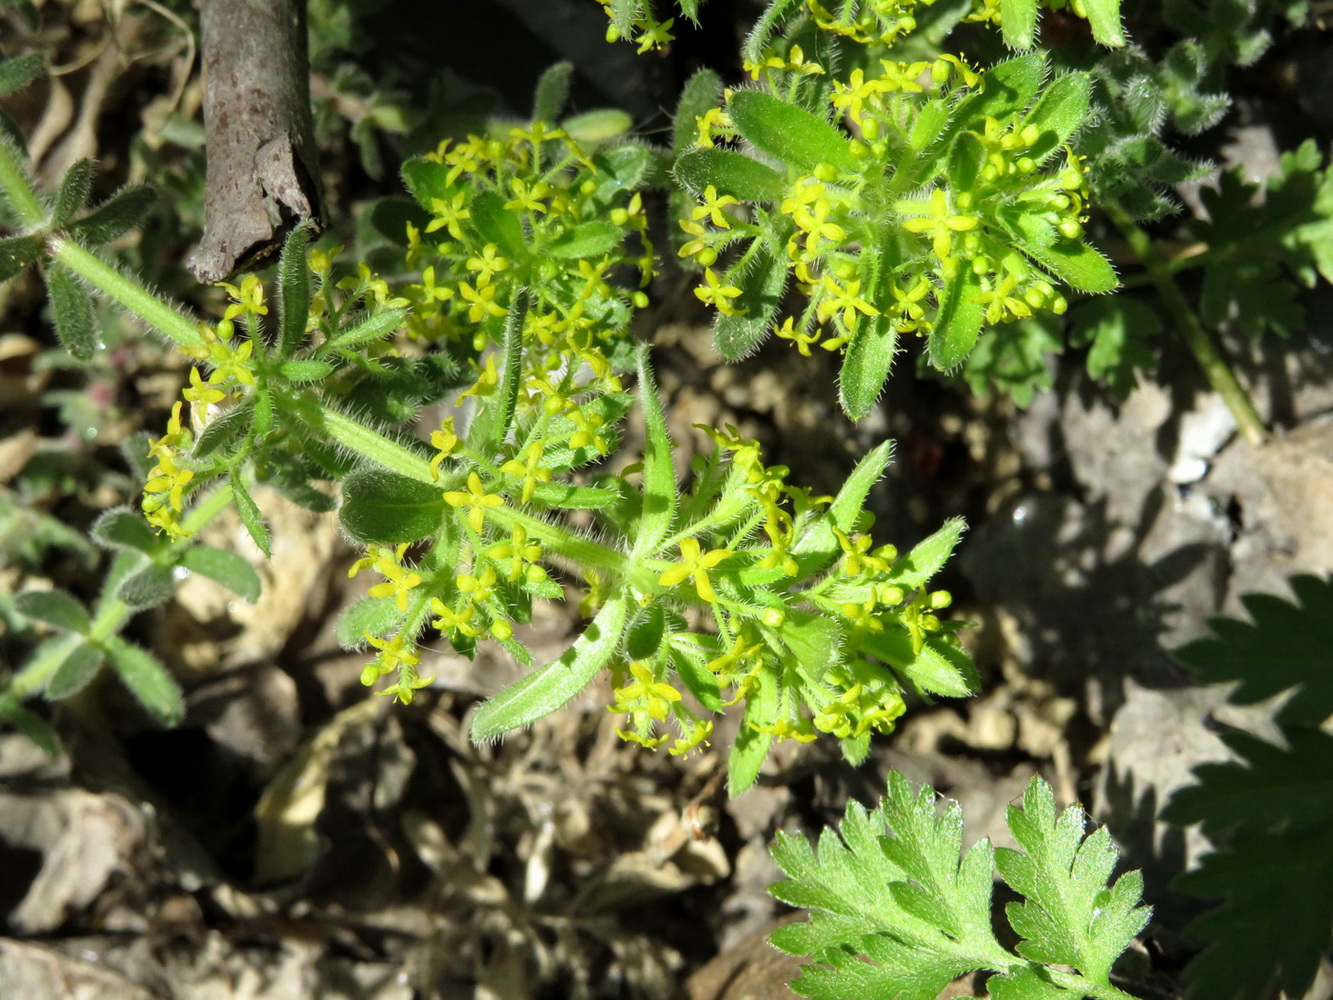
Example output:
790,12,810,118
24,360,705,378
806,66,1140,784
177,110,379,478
769,772,1150,1000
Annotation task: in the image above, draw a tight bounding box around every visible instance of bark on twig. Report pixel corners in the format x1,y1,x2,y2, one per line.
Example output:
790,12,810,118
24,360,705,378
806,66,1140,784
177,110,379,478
187,0,323,284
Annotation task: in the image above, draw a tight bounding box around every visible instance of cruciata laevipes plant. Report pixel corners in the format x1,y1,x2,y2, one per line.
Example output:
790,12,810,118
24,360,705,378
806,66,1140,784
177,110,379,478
0,48,976,794
3,0,1165,794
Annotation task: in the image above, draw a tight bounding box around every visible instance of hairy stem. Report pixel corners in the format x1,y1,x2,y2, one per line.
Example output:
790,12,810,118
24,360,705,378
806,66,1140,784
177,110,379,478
50,237,205,349
1104,201,1267,446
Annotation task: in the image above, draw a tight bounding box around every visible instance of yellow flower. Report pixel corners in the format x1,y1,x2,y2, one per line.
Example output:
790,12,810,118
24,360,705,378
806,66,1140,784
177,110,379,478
659,537,731,604
694,268,745,315
443,471,505,533
610,661,682,721
500,441,552,503
425,192,471,240
691,185,740,228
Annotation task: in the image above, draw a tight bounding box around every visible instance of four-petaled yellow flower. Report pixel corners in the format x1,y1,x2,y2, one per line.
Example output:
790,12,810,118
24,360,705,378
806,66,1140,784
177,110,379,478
694,268,745,316
634,16,674,53
425,192,470,240
659,537,731,603
465,244,509,286
443,471,505,533
692,185,740,228
500,441,552,503
902,188,979,261
817,276,879,329
611,661,682,721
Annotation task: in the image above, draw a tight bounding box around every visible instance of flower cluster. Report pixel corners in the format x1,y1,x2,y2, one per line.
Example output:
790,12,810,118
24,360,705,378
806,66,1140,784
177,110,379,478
681,41,1102,371
398,122,655,405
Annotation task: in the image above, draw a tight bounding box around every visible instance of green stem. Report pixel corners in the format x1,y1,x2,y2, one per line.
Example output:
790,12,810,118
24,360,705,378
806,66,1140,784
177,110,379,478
1103,201,1267,447
0,134,46,226
50,237,205,350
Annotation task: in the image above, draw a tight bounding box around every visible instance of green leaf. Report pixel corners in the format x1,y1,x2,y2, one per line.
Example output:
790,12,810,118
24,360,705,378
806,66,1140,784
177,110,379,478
464,288,528,455
116,563,175,609
1172,575,1333,728
674,148,785,203
0,53,44,97
672,643,723,712
625,603,666,660
562,109,632,144
91,508,160,555
340,469,445,546
1082,0,1125,47
862,631,978,698
631,346,677,558
963,53,1046,126
728,663,777,795
885,518,966,589
770,772,1148,1000
47,642,105,699
838,314,899,421
1021,72,1093,163
673,69,723,156
1069,297,1159,397
180,546,262,602
770,772,1009,998
526,482,621,509
728,90,856,173
532,61,573,122
999,0,1040,49
928,267,984,370
46,260,97,362
400,157,454,209
15,589,90,633
962,315,1060,407
52,158,94,227
607,0,637,35
471,595,630,740
996,776,1151,985
713,238,787,360
192,402,253,458
0,701,60,756
0,234,44,282
1022,237,1118,294
336,594,407,649
230,474,271,557
546,221,622,259
277,359,335,382
104,636,184,725
275,222,313,361
322,308,406,352
791,440,894,573
774,611,840,673
471,190,529,261
1163,728,1333,1000
67,185,155,244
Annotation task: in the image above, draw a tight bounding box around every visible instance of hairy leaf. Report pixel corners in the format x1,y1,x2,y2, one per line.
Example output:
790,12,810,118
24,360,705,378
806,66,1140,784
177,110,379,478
471,595,630,740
